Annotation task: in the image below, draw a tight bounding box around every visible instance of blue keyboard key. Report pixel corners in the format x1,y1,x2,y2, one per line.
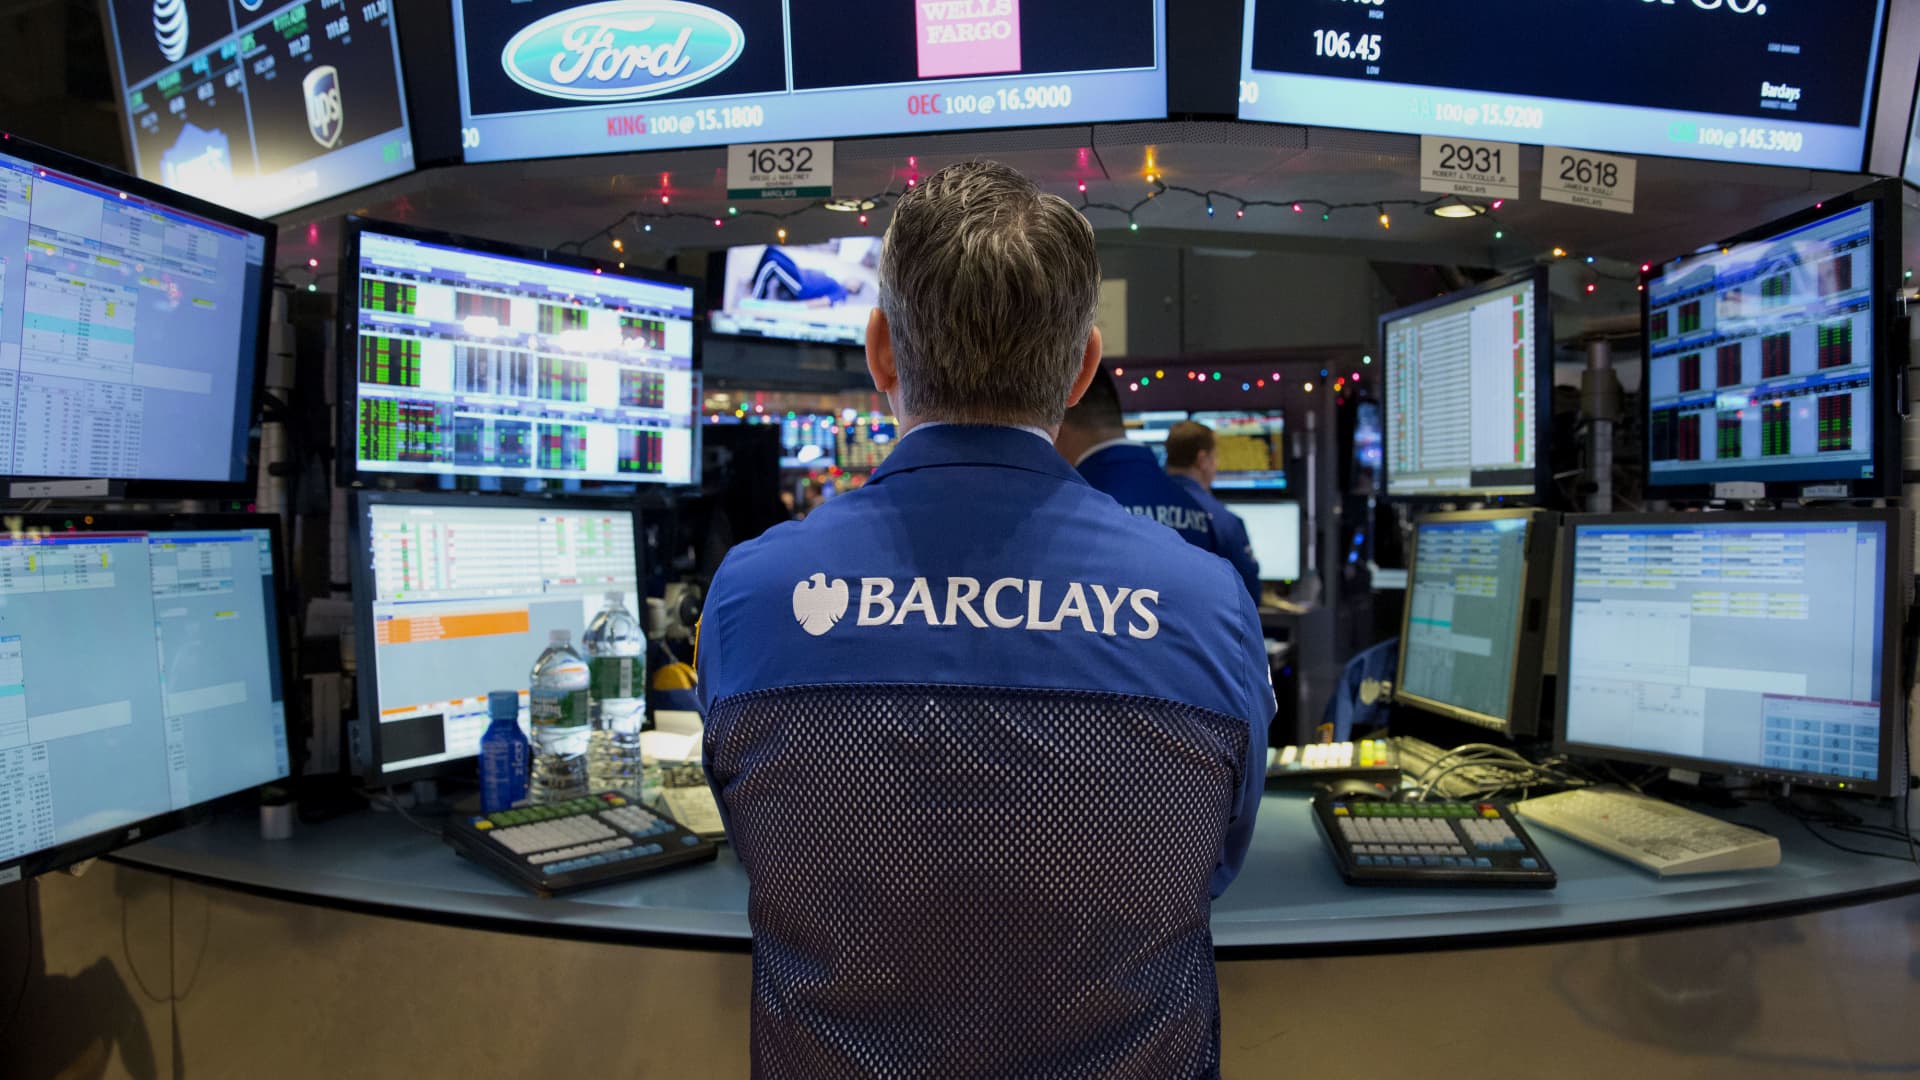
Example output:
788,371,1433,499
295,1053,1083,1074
1389,855,1406,866
1475,857,1493,868
1356,855,1374,867
1520,858,1540,870
680,835,700,846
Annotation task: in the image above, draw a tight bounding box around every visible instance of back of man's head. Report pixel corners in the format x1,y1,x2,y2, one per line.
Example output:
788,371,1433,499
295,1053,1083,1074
1058,363,1124,438
879,161,1101,428
1163,422,1215,469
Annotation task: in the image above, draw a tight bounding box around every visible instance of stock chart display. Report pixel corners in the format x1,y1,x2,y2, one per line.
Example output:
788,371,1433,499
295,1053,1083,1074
102,0,414,217
1239,0,1886,171
1645,203,1878,488
450,0,1165,161
349,228,699,486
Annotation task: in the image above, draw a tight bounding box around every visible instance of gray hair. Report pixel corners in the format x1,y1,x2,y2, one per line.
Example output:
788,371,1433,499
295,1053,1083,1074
878,161,1101,428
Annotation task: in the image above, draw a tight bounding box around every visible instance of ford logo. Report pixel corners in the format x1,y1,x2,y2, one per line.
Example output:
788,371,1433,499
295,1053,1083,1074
500,0,745,102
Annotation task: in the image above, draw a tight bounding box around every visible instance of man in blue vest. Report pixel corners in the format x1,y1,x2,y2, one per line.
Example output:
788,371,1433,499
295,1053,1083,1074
701,161,1272,1079
1054,370,1225,555
1164,420,1264,602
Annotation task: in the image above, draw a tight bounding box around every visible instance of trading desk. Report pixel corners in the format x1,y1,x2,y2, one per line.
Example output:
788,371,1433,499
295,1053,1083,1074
107,791,1920,955
37,791,1919,1078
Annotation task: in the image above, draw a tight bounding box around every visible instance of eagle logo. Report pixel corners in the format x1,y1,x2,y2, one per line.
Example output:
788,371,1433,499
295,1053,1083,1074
792,573,849,637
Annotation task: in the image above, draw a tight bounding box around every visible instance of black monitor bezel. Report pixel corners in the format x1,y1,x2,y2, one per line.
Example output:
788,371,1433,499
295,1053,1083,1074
1555,508,1906,797
1394,507,1558,737
1638,179,1903,500
1378,266,1554,505
336,215,706,494
348,488,647,786
0,133,276,500
0,512,293,881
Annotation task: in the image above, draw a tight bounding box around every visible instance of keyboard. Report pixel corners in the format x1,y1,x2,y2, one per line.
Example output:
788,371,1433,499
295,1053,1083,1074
444,792,717,896
1266,739,1401,788
1514,787,1781,877
1393,735,1525,799
1311,792,1557,887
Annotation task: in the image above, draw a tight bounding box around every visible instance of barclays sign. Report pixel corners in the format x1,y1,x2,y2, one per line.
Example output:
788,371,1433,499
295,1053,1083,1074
500,0,746,102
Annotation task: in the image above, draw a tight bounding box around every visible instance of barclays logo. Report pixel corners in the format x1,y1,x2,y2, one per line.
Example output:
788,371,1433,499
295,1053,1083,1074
500,0,745,103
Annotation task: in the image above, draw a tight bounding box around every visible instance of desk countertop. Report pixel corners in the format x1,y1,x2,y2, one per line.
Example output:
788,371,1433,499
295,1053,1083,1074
111,791,1920,958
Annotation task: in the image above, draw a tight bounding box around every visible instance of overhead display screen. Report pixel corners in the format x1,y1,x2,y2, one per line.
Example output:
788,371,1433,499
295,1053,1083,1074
102,0,414,218
1645,203,1877,489
711,238,880,346
451,0,1166,162
1239,0,1887,171
347,227,701,487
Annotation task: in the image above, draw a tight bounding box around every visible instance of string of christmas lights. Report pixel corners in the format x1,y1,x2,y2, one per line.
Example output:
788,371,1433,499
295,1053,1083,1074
537,154,1777,307
1109,359,1374,400
1078,176,1467,232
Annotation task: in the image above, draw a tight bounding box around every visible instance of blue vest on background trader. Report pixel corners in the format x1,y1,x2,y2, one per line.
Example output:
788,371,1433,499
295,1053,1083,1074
701,425,1273,1080
1074,441,1223,555
1168,473,1263,601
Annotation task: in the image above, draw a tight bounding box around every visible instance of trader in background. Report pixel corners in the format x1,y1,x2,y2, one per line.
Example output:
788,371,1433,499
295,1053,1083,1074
701,161,1272,1079
1054,369,1227,559
1163,420,1263,602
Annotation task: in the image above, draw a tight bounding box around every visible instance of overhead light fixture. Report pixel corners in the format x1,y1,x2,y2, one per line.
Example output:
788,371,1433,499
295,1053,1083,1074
824,197,878,213
1430,202,1487,220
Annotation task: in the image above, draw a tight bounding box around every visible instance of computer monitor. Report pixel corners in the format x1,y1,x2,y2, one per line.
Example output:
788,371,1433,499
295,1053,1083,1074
349,492,643,784
339,218,702,490
1396,509,1557,737
779,414,839,471
709,239,882,346
1642,181,1899,498
1123,411,1188,468
1222,500,1301,583
0,514,291,879
1191,411,1287,491
1350,399,1384,496
0,134,273,496
1558,510,1903,796
100,0,414,218
836,417,898,472
1381,268,1551,502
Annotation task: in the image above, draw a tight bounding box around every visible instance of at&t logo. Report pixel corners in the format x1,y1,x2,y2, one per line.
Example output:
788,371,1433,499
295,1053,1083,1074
153,0,188,63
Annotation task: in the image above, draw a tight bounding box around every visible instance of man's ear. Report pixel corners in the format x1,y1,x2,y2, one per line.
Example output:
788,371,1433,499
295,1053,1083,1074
866,309,898,393
1063,327,1104,407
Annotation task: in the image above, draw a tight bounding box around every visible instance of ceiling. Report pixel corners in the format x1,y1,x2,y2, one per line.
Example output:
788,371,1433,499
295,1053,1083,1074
0,3,1888,319
274,120,1873,291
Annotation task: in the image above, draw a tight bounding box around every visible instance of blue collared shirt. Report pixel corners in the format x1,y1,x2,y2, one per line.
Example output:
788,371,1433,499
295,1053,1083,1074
700,424,1272,1078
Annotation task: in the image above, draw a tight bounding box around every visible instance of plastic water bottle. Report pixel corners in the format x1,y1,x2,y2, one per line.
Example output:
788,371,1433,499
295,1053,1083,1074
528,630,591,803
584,591,648,798
477,689,529,813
